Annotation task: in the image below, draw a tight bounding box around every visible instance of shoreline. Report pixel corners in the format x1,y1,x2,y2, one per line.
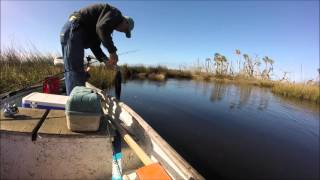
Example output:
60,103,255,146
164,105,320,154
1,51,319,104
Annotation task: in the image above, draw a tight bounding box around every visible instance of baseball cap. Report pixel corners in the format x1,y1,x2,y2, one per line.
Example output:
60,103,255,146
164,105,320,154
124,16,134,38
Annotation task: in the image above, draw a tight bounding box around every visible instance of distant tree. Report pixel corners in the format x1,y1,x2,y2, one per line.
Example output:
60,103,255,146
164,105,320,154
316,68,320,84
235,49,241,55
214,53,228,75
213,53,221,75
221,55,228,74
280,71,290,82
229,61,234,75
243,54,261,77
205,58,211,73
235,49,241,73
261,56,274,79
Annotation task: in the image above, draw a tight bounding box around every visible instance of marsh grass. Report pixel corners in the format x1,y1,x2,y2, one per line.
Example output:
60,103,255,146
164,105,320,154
0,48,62,93
88,66,115,89
0,48,115,93
207,75,275,88
122,64,169,80
272,83,320,104
167,69,192,79
122,65,193,80
1,49,318,104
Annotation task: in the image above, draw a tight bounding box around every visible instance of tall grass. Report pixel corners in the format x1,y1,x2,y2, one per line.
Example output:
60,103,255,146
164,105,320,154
1,48,319,104
0,48,62,93
122,64,170,79
272,83,320,104
0,48,115,93
122,64,193,80
88,66,115,89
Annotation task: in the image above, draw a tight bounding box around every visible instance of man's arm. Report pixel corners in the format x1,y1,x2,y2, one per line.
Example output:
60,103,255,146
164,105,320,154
96,28,117,54
90,44,107,62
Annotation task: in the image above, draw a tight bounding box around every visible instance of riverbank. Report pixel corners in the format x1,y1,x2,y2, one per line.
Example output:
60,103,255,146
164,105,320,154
123,66,319,104
272,83,319,104
1,50,319,104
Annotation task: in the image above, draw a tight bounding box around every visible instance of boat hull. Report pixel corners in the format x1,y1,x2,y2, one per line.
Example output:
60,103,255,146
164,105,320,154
87,83,204,179
0,83,203,179
0,109,141,179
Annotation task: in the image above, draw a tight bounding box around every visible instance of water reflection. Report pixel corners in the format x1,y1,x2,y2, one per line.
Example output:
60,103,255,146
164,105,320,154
146,80,167,87
119,79,318,115
124,79,167,88
209,83,271,111
237,85,253,109
210,83,228,102
277,95,320,114
258,91,269,111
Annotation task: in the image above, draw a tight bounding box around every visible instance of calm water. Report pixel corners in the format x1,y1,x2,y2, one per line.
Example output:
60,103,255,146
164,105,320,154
109,79,319,180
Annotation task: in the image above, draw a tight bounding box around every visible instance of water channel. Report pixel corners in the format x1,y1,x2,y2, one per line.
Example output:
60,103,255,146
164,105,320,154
109,79,319,179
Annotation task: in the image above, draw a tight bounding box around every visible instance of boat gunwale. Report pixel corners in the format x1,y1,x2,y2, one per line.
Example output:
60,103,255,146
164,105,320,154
86,82,204,180
117,100,204,180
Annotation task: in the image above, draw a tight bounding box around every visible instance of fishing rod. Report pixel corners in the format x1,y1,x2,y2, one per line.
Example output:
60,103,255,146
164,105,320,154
0,50,139,101
85,56,122,100
118,49,139,56
52,49,140,77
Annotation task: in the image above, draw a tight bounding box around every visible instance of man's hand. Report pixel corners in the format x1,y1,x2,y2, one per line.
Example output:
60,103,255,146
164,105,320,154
108,53,118,66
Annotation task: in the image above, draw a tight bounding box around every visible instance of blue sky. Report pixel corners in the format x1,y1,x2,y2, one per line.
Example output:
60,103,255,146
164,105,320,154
1,1,319,81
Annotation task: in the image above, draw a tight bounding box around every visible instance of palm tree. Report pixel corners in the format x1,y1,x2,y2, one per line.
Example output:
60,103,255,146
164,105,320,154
269,58,274,71
262,56,269,79
243,54,250,76
261,56,274,79
235,49,241,73
214,53,222,75
243,54,261,77
205,58,211,73
262,56,269,69
317,68,320,84
221,55,228,74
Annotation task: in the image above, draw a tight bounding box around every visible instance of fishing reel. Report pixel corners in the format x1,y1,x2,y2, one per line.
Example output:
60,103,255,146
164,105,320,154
3,103,19,117
85,55,96,80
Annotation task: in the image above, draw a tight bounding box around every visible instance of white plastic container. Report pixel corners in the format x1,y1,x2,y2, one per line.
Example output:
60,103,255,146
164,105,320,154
22,92,68,110
66,112,102,132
